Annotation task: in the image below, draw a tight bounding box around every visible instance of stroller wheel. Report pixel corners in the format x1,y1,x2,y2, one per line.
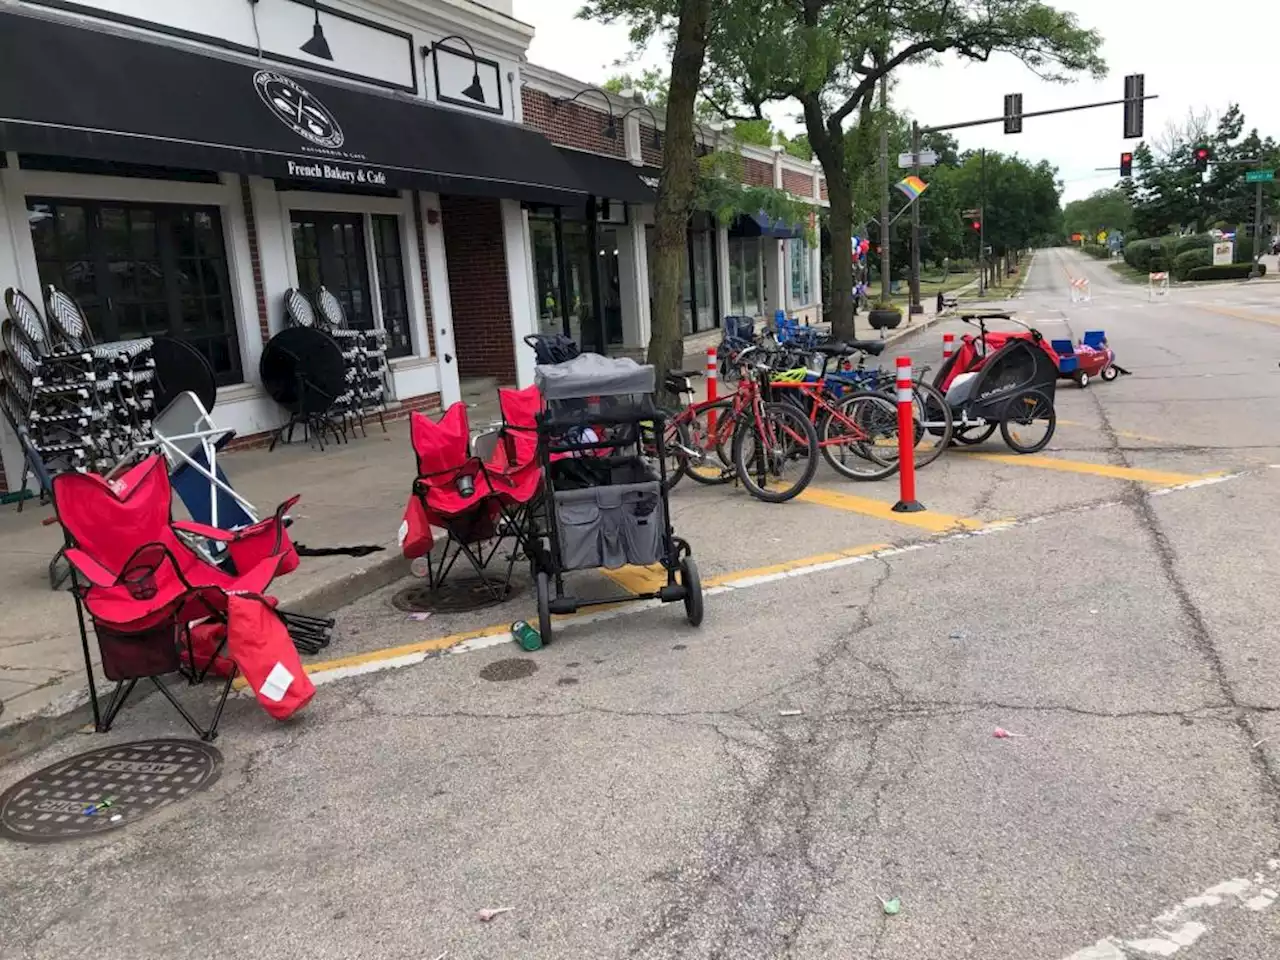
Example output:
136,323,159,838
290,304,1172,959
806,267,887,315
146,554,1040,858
1000,390,1056,454
1075,371,1090,388
954,424,997,446
679,556,704,627
535,571,554,644
1101,364,1119,382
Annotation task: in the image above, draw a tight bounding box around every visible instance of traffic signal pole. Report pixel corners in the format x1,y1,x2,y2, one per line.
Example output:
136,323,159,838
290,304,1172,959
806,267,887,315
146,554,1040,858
910,120,923,313
905,90,1158,308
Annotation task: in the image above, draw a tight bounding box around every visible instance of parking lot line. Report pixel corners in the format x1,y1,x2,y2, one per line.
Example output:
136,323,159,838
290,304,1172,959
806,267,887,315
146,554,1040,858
796,485,987,533
965,452,1208,486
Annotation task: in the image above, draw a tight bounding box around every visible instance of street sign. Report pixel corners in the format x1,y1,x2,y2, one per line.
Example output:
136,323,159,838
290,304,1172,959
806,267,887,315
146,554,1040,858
1123,74,1145,139
1245,169,1275,183
897,151,938,169
962,208,982,217
1212,241,1234,266
1003,93,1023,135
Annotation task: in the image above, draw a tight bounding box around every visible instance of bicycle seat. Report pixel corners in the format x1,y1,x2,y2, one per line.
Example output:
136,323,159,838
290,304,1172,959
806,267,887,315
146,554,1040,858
667,369,704,379
815,340,887,358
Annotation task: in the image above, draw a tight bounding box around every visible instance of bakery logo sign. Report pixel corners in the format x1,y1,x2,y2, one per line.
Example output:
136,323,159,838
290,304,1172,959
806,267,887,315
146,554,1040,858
286,160,387,186
254,70,345,149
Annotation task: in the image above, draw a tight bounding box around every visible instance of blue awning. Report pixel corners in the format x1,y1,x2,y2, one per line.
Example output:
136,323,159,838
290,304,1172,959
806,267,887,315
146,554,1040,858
729,211,803,239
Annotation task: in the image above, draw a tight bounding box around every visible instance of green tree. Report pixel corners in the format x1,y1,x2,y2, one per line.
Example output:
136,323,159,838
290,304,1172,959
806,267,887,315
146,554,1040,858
583,0,1104,340
1062,188,1132,238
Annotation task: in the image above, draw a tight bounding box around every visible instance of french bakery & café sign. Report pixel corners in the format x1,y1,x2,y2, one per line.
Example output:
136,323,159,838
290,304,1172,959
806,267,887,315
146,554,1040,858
285,159,387,186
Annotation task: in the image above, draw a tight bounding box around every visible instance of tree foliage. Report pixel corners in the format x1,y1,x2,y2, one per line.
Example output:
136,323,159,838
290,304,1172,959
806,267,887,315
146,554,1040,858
1124,104,1280,237
581,0,1105,339
1062,188,1132,239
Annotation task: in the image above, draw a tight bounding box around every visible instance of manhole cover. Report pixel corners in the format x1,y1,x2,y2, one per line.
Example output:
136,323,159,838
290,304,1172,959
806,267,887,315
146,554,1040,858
392,576,521,614
479,658,538,682
0,739,222,844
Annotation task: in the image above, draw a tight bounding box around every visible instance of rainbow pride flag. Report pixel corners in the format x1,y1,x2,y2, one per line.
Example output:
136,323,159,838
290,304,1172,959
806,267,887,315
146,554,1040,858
894,175,928,200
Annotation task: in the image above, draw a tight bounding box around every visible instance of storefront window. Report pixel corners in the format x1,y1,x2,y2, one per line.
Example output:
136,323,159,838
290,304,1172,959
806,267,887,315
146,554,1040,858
28,198,242,384
598,227,622,345
727,237,762,318
529,215,562,336
790,235,812,307
371,215,411,358
691,229,715,332
561,220,592,349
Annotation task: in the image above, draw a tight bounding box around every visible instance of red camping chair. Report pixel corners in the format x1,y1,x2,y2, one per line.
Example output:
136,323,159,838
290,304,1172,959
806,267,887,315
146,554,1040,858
401,399,540,602
52,456,311,740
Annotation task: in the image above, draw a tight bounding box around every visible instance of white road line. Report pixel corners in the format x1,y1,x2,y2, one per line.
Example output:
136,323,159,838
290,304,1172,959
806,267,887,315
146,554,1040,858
1061,863,1280,959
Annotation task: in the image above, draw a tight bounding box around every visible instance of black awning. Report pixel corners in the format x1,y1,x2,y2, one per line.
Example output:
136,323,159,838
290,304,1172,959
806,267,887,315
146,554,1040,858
0,11,586,205
729,212,803,240
555,148,658,204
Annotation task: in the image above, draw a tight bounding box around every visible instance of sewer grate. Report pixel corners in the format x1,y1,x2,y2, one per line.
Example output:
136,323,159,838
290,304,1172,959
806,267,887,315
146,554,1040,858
479,659,538,682
0,739,222,844
392,576,520,614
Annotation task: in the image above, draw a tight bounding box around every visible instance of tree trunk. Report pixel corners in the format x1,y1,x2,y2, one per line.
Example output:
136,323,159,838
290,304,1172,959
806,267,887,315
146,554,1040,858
808,116,855,341
646,0,712,398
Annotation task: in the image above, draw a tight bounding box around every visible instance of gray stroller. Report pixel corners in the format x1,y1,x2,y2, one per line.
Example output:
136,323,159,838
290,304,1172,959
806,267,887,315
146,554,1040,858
530,354,703,643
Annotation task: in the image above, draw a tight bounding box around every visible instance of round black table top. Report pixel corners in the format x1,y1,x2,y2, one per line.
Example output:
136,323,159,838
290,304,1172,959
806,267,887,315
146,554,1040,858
260,326,347,415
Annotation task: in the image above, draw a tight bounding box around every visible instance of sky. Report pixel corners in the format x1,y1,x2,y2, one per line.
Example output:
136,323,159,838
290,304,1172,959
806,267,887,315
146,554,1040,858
513,0,1273,204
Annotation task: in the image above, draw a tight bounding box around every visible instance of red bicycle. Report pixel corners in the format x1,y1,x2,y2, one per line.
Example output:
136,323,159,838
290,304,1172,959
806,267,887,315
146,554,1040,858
659,347,819,502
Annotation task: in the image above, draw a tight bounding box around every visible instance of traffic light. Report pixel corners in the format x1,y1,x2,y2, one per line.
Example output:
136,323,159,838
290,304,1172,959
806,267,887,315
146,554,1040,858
1003,93,1023,135
1194,146,1211,172
1120,152,1133,178
1123,74,1145,139
971,219,982,232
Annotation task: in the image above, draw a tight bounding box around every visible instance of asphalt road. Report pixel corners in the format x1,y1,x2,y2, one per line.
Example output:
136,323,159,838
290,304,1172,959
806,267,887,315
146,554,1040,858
3,248,1280,960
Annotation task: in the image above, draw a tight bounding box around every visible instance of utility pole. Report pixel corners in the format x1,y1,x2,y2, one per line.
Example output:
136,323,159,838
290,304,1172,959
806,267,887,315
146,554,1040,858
879,73,891,303
1252,178,1264,279
909,120,922,313
979,148,987,297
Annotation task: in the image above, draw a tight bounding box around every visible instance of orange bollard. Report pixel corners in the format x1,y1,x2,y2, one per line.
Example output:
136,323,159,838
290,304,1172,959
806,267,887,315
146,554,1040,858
891,356,925,513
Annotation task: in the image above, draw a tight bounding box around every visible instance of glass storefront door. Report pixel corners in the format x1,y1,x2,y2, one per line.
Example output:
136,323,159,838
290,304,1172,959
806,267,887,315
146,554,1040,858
290,211,373,331
597,227,622,345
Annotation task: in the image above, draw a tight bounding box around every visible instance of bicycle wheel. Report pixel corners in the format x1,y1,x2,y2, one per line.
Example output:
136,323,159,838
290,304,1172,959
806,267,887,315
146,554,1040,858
821,393,900,481
1000,389,1056,454
682,399,738,485
732,401,819,503
658,419,691,491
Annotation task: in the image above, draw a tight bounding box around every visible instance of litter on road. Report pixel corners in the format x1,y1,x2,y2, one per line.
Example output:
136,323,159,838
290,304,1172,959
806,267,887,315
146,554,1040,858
779,709,804,717
477,907,514,922
993,727,1028,739
878,896,902,916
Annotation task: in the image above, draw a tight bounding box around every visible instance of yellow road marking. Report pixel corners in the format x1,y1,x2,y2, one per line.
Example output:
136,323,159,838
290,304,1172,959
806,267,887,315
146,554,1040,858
288,541,894,682
966,452,1209,486
796,485,987,533
706,542,889,586
1197,304,1280,326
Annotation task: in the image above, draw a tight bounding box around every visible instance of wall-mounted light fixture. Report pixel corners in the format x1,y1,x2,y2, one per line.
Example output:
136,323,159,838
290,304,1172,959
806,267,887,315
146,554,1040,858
619,105,663,150
422,35,486,104
552,87,618,141
299,0,334,60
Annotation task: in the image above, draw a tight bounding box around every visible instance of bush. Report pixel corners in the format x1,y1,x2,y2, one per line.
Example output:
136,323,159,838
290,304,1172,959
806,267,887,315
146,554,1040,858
1186,263,1267,281
1174,234,1213,256
1172,248,1212,280
1234,237,1254,263
1123,239,1155,271
1081,243,1111,259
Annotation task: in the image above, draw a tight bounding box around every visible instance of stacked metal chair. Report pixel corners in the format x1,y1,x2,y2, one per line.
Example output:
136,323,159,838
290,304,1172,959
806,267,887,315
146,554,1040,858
315,287,389,437
0,286,155,504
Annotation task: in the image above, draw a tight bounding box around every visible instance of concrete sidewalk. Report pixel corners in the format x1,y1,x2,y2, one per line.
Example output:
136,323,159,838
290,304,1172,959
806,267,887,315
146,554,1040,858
0,422,414,761
0,311,950,763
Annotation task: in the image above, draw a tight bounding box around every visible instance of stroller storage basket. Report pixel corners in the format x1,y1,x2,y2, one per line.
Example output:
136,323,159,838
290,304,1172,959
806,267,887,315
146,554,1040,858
553,480,665,571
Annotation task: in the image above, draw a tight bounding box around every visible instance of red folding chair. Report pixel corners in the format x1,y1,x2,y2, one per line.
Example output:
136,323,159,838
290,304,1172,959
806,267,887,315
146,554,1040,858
52,456,311,740
402,399,542,602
